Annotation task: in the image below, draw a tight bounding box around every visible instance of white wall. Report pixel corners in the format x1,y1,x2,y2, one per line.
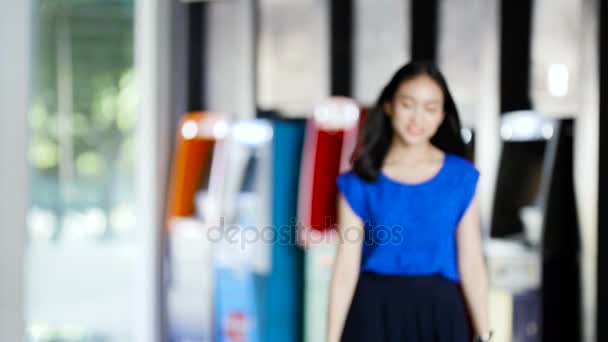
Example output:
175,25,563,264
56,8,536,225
205,0,256,119
531,0,583,117
353,0,411,106
438,0,488,129
257,0,330,117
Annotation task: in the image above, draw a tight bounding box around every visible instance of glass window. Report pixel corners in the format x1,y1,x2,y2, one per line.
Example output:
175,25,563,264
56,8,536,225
28,1,136,341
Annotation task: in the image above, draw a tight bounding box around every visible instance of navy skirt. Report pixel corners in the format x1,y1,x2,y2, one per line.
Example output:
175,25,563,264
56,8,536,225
340,272,471,342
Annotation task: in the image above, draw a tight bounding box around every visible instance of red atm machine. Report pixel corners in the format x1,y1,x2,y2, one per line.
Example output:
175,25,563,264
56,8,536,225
297,97,365,342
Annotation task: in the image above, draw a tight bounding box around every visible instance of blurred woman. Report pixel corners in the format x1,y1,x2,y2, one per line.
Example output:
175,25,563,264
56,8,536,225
327,61,493,342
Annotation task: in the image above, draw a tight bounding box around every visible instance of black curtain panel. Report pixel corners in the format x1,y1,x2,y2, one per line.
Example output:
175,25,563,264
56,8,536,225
187,2,205,111
541,120,581,342
330,0,353,97
411,0,438,63
500,0,533,113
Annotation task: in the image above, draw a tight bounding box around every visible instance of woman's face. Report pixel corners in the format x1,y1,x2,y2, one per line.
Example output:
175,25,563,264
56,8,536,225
384,75,445,146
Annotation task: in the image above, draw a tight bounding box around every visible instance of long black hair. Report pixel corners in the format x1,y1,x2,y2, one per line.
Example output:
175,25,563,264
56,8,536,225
351,60,468,182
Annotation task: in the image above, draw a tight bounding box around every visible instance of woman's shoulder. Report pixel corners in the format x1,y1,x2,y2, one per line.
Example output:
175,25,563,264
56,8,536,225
446,152,480,176
336,169,370,186
335,169,371,221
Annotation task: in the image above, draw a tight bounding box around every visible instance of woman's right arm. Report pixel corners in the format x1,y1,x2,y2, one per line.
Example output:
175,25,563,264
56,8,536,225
326,193,364,342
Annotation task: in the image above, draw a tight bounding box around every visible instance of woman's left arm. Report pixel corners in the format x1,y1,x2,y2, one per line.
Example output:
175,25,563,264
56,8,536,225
456,186,492,339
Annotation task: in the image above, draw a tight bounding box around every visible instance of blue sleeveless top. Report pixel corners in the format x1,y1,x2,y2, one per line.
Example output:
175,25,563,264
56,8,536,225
335,152,480,283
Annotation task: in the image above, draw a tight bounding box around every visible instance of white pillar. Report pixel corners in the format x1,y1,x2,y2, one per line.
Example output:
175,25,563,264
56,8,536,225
134,0,172,341
575,1,599,341
437,0,502,234
461,0,501,236
0,0,30,340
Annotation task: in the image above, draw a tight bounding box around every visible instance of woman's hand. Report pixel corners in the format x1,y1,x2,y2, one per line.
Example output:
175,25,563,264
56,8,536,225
326,193,364,342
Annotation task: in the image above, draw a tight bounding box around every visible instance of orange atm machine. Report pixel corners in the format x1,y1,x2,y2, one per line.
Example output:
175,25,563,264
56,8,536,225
165,111,229,342
165,112,274,342
166,111,229,219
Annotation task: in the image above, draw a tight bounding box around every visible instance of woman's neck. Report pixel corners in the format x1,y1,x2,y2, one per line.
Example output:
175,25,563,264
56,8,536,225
384,137,438,165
